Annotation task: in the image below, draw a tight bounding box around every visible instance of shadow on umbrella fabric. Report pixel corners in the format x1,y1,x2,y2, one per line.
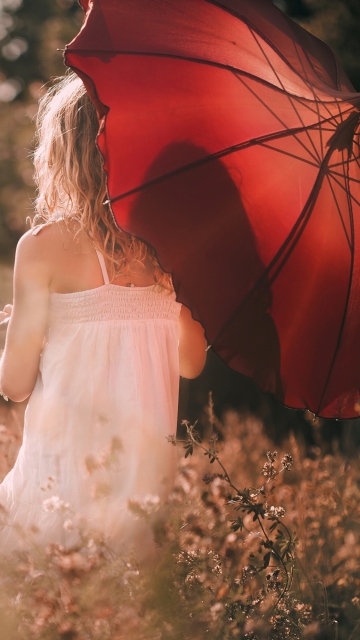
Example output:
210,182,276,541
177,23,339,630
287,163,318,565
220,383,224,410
128,142,283,399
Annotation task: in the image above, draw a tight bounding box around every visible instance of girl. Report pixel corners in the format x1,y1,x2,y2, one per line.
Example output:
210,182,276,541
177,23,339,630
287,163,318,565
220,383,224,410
0,73,206,555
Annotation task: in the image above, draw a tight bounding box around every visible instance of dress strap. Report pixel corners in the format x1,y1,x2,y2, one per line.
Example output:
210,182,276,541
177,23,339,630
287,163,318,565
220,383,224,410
32,222,50,236
95,249,110,285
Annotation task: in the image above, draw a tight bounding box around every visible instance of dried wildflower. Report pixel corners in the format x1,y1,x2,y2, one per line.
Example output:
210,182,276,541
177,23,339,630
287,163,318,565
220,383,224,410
265,505,286,518
281,453,293,470
210,601,223,618
266,569,282,592
127,494,161,519
42,496,70,513
56,551,93,573
63,519,75,532
266,450,278,463
262,461,276,479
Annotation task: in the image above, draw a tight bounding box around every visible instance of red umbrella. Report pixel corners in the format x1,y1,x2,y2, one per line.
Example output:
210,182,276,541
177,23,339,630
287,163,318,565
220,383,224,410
65,0,360,419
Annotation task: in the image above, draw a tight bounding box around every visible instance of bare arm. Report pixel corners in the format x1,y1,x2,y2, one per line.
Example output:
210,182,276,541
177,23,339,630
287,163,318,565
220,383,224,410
178,304,207,379
0,232,50,402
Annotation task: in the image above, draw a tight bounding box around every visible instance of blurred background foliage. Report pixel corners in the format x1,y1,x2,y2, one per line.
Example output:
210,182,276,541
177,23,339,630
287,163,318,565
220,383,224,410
0,0,359,260
0,0,82,259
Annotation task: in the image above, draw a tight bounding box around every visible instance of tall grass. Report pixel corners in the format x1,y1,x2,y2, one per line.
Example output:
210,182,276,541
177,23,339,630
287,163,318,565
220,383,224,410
0,398,359,639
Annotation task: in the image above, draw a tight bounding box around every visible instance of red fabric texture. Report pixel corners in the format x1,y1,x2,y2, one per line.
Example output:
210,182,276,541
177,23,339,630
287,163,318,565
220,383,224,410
65,0,360,418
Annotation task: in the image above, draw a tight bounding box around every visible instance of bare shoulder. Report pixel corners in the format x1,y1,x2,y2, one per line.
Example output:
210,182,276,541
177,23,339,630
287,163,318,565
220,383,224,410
17,220,87,267
15,221,76,290
17,221,73,258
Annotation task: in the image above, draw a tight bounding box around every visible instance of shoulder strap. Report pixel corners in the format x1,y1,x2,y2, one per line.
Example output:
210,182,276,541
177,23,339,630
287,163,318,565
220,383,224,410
32,222,50,236
95,249,110,285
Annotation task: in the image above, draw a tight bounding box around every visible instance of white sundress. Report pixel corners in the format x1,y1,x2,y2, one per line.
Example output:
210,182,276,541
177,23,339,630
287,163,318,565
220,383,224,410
0,235,181,555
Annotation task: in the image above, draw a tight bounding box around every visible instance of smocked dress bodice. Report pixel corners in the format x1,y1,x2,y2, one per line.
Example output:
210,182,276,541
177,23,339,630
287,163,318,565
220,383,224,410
49,282,180,324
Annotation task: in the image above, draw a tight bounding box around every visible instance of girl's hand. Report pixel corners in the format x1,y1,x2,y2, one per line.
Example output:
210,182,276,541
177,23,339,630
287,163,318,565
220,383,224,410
0,304,13,329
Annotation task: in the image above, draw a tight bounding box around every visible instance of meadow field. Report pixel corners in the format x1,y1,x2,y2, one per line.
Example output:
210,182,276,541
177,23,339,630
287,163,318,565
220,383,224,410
1,371,360,639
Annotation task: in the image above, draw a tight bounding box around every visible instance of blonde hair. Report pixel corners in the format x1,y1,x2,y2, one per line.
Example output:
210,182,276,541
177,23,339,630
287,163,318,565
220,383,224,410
32,72,172,289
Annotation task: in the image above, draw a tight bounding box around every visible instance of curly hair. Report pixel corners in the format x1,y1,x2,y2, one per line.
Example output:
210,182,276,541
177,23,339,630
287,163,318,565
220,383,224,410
32,72,172,289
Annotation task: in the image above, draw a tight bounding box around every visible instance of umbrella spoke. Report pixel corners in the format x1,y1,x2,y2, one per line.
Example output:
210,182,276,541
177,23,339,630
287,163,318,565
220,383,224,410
204,0,316,89
329,174,360,207
249,25,287,94
289,39,330,161
233,73,321,164
107,123,329,205
213,129,354,349
316,163,355,414
272,22,343,124
330,157,359,168
249,29,322,163
107,110,355,205
329,170,360,184
258,142,319,167
213,177,321,342
325,174,352,249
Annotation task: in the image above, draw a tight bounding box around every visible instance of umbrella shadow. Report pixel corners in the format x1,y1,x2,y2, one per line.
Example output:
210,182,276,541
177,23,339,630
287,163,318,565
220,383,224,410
128,142,283,399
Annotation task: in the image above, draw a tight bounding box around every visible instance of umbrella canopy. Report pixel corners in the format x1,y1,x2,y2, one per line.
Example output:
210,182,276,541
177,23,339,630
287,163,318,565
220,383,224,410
65,0,360,419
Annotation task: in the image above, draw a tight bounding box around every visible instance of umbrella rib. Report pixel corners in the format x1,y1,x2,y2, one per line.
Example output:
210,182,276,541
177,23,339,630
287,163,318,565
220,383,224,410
258,142,319,167
106,119,338,206
211,139,346,346
293,37,343,123
247,24,287,95
315,162,355,415
290,96,339,120
284,45,331,162
66,47,355,107
201,0,357,212
315,97,325,161
212,192,316,345
233,72,320,164
330,174,360,208
321,127,345,133
249,29,321,163
202,0,326,93
292,40,339,122
330,156,360,168
325,174,351,249
329,169,360,184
